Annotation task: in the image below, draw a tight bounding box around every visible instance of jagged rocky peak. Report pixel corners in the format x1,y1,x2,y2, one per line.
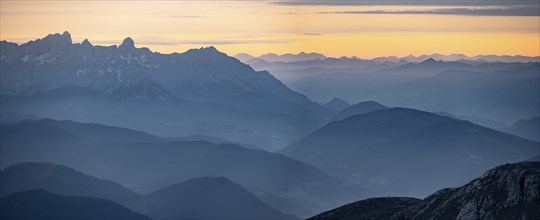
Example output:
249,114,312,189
119,37,135,50
81,39,92,47
62,31,71,39
202,46,218,51
184,46,222,55
180,46,236,63
0,41,19,56
43,31,73,45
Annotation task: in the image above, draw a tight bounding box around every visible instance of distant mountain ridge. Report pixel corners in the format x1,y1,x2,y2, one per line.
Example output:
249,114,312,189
283,108,540,197
237,52,539,64
235,52,327,63
506,117,540,141
0,162,295,219
323,97,350,111
374,53,539,63
287,60,539,124
332,100,389,121
0,119,357,217
142,176,295,219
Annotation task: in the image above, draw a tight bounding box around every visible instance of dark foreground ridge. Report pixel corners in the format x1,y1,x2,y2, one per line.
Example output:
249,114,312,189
309,162,540,220
0,189,151,220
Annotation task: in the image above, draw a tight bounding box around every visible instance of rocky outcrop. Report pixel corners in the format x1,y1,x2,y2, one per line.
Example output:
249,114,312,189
309,162,540,220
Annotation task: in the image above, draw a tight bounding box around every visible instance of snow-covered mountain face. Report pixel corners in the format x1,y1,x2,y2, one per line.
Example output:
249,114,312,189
0,32,302,103
0,32,331,151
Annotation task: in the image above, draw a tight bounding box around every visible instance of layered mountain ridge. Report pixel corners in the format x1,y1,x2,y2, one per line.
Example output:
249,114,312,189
0,119,361,217
0,162,296,219
283,107,540,197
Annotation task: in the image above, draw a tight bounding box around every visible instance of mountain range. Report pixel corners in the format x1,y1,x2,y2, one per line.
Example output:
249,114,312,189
237,52,539,64
286,60,539,124
0,118,362,217
236,52,327,63
235,50,538,127
0,32,332,151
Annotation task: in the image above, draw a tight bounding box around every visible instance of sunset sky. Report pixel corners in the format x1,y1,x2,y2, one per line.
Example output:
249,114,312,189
1,0,539,58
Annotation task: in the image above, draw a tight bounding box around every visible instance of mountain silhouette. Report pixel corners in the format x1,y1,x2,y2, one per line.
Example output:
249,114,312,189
323,97,350,111
23,119,161,143
506,117,540,141
238,52,327,63
141,177,296,219
0,189,150,220
0,162,296,219
332,100,389,121
285,60,538,125
283,108,539,196
0,119,352,217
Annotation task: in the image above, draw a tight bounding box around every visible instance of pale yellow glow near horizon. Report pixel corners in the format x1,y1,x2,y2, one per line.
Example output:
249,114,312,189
1,1,539,58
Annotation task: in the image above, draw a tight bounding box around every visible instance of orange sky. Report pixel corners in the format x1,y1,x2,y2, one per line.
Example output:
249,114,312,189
0,0,539,58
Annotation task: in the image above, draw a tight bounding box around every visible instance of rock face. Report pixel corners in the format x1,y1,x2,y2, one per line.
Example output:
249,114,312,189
309,162,540,220
396,162,540,220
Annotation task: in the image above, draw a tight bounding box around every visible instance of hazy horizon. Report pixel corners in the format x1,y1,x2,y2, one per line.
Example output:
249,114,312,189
3,32,540,60
1,0,539,58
